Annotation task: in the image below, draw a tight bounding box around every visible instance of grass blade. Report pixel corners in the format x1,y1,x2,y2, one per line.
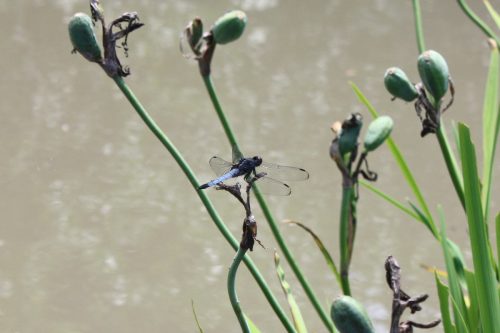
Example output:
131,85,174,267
484,0,500,29
464,270,481,333
191,300,204,333
459,123,500,332
350,82,437,236
274,252,308,333
245,315,263,333
481,42,499,223
408,201,439,237
360,180,419,221
497,213,500,269
439,207,469,333
283,220,342,288
435,274,456,333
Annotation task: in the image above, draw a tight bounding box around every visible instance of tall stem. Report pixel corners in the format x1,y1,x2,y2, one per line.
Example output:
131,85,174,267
339,183,353,296
202,74,335,332
112,76,296,333
456,0,500,49
228,247,250,333
411,0,426,53
436,124,466,210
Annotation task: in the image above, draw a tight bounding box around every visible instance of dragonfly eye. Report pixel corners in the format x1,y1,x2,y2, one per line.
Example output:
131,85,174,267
252,156,263,165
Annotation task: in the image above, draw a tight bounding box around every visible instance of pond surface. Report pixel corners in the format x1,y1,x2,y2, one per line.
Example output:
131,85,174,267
0,0,498,332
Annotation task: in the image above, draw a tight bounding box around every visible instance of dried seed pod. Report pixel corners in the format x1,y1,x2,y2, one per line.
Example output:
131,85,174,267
211,10,247,45
364,116,393,152
339,113,363,156
384,67,418,102
417,50,449,102
331,296,375,333
68,13,102,63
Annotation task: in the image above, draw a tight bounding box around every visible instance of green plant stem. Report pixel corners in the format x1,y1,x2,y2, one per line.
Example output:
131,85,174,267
456,0,500,49
112,76,296,333
412,0,426,53
339,184,353,296
228,247,250,333
436,124,466,210
202,74,335,332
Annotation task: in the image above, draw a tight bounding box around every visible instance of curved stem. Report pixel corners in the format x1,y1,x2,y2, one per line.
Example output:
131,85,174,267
456,0,500,49
202,75,335,332
339,184,353,296
112,76,296,333
411,0,426,54
228,247,250,333
436,124,465,210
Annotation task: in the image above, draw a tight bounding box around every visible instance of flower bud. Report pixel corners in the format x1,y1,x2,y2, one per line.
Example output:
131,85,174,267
339,113,363,156
186,17,203,54
68,13,102,63
363,116,393,152
211,10,247,45
417,50,449,102
384,67,418,102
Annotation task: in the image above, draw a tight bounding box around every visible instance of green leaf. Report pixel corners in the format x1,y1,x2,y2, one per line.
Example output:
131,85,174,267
350,82,438,238
244,315,263,333
274,251,308,333
484,0,500,30
464,270,481,333
459,123,500,332
284,220,342,288
191,300,204,333
496,213,500,270
360,180,419,221
481,43,499,223
435,274,457,333
408,201,438,236
439,207,469,333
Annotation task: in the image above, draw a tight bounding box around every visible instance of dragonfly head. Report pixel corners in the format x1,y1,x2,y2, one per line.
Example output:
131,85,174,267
251,156,263,166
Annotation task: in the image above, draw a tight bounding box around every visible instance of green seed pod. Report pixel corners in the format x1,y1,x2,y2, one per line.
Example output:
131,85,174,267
339,113,363,156
211,10,247,45
68,13,102,63
364,116,394,152
417,50,449,101
384,67,418,102
331,296,375,333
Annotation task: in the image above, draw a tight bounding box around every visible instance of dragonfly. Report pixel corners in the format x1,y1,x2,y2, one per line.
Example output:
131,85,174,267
198,148,309,196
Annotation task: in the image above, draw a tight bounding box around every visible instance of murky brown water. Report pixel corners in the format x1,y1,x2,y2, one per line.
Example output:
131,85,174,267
0,0,498,332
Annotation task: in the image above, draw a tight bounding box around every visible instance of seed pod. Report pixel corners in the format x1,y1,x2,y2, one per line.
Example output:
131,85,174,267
339,113,363,156
384,67,418,102
331,296,375,333
211,10,247,45
417,50,449,102
68,13,102,63
364,116,393,152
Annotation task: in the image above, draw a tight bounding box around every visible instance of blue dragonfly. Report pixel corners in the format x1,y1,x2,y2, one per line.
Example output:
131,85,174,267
199,148,309,196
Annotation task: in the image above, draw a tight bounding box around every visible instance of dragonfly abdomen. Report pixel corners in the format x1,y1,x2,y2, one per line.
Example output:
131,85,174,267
198,168,240,189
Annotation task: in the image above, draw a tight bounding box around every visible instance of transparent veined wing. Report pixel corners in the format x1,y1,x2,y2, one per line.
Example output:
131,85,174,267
257,162,309,181
208,156,233,177
254,176,292,196
231,145,244,164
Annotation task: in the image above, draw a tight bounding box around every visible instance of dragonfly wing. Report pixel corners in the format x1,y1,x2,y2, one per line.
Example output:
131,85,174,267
209,156,233,177
232,145,244,164
258,162,310,181
254,176,291,196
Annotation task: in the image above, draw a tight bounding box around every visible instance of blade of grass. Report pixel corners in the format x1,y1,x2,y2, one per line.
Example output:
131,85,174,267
228,248,250,333
350,82,437,237
435,274,456,333
274,252,308,333
464,270,481,333
191,300,204,333
459,123,500,333
283,220,341,288
496,213,500,268
481,42,499,223
457,0,500,48
438,206,469,333
245,315,262,333
484,0,500,29
360,180,420,221
408,201,439,237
